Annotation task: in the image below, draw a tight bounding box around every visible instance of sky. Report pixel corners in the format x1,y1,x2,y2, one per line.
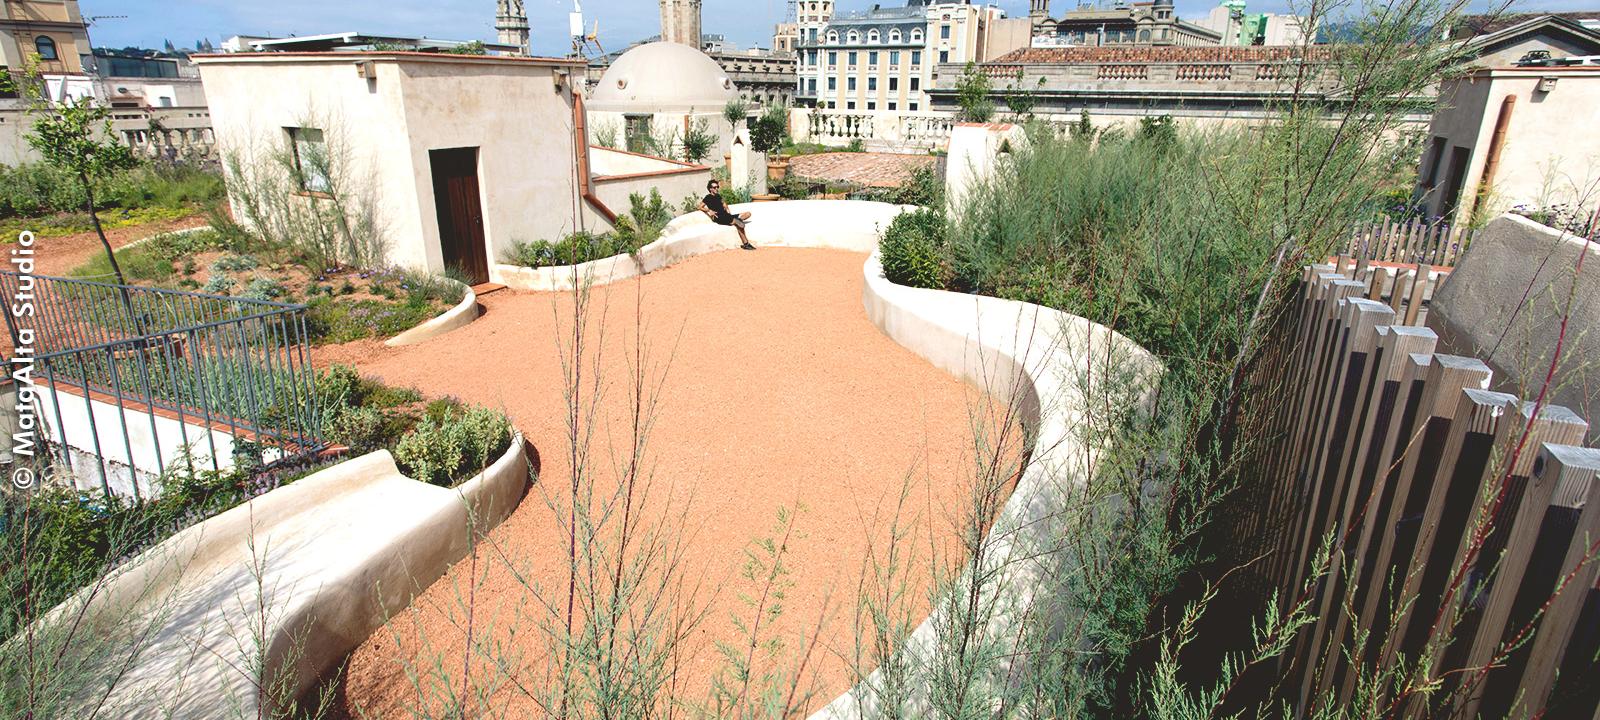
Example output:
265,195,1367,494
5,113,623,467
81,0,1594,55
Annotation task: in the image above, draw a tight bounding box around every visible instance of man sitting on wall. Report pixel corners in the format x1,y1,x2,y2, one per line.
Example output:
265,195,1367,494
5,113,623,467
699,180,756,250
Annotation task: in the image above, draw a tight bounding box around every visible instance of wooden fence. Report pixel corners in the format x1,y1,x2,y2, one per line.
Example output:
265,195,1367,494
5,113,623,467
1344,217,1474,266
1220,261,1600,718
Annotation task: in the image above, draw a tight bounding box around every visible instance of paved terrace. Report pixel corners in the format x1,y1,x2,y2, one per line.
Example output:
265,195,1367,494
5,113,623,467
320,247,1006,716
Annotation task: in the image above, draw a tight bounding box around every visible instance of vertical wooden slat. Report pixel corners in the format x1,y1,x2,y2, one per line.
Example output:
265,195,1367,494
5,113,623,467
1456,444,1600,719
1403,264,1432,325
1301,325,1437,701
1388,269,1412,314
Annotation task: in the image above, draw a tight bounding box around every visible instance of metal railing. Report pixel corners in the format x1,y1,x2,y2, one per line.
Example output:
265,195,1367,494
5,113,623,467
0,272,324,500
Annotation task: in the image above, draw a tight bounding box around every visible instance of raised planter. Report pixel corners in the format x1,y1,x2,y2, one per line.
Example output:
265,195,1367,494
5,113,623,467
34,433,532,718
384,281,478,347
767,158,790,183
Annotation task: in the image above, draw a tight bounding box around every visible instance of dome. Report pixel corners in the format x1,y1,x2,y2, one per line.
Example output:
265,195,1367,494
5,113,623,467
587,42,737,113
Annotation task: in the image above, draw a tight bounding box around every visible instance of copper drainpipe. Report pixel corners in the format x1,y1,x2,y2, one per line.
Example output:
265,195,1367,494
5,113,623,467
1465,93,1516,222
571,91,618,224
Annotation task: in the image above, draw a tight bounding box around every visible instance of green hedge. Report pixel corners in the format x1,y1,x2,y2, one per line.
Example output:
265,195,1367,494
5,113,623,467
878,207,947,289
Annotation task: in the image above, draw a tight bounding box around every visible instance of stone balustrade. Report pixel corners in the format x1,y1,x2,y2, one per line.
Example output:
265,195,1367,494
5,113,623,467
789,108,954,152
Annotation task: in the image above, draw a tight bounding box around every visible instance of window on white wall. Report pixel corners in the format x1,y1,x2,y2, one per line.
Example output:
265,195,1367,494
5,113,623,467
868,30,880,43
286,127,330,193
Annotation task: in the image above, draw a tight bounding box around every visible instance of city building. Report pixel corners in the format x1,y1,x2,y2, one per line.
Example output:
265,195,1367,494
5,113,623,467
773,22,799,55
797,0,1026,112
1030,0,1223,48
495,0,529,55
1192,0,1316,47
1,0,92,75
1414,66,1600,227
220,32,521,55
1449,12,1600,67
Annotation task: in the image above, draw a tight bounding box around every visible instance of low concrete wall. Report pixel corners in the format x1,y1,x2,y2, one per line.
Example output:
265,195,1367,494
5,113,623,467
491,199,912,290
384,282,478,347
43,434,531,718
1428,213,1600,441
476,199,1162,715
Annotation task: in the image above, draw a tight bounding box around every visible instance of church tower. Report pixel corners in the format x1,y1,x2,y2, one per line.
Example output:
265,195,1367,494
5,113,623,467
1030,0,1051,25
496,0,530,55
660,0,703,48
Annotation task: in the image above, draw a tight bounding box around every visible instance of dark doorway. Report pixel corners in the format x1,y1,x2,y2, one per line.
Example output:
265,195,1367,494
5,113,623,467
1438,146,1472,225
429,147,488,284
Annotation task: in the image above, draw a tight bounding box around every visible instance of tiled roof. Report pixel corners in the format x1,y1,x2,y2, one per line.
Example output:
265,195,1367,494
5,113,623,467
1452,12,1600,39
989,46,1336,64
788,152,936,189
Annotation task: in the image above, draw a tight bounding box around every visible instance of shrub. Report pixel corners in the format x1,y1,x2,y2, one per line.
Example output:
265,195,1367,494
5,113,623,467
327,405,388,454
209,253,258,273
0,160,223,219
723,99,751,127
878,207,946,289
681,119,716,163
750,105,789,156
201,274,234,295
955,62,995,123
242,276,286,301
502,229,634,270
392,406,513,487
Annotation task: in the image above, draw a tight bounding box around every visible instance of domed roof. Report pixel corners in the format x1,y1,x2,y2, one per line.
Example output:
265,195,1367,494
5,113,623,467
587,42,737,113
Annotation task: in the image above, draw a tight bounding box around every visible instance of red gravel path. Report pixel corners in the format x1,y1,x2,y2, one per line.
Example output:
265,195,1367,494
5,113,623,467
330,248,1005,717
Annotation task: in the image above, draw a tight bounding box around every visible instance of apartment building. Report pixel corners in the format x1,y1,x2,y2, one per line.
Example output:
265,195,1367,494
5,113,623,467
797,0,1017,112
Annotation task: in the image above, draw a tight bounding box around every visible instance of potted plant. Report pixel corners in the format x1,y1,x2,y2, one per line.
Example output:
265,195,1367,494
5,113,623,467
751,105,790,183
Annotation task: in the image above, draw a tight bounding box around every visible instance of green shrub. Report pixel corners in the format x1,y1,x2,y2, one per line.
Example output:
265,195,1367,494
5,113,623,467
878,208,946,289
304,297,436,344
201,274,234,295
502,229,634,270
209,253,258,273
242,277,286,301
0,160,223,219
750,105,789,156
392,406,513,487
327,405,388,454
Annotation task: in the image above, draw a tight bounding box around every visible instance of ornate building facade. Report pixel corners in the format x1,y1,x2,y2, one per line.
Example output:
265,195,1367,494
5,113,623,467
495,0,530,55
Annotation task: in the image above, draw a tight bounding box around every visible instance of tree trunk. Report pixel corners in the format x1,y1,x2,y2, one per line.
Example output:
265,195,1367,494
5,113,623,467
82,173,128,287
83,172,142,335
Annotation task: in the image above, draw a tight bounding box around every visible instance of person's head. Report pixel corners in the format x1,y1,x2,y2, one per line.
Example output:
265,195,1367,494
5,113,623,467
707,180,721,193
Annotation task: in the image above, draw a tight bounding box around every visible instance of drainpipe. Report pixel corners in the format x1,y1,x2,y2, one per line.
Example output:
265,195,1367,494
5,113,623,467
1465,93,1515,223
571,91,618,225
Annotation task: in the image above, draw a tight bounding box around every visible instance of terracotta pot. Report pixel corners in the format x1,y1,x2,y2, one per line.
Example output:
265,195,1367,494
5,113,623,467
751,193,781,202
766,160,789,183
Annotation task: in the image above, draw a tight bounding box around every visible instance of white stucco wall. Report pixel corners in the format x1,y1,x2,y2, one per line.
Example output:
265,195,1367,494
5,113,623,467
1418,68,1600,224
196,53,591,277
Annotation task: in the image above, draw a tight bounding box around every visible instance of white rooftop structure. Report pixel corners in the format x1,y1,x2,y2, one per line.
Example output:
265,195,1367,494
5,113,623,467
586,41,737,112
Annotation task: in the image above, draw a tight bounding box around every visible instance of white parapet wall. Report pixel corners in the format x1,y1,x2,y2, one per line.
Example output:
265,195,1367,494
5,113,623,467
482,199,1161,715
33,435,531,718
385,282,479,347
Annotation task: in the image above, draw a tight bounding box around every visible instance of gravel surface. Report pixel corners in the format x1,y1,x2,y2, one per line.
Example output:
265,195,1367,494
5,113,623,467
329,248,1010,717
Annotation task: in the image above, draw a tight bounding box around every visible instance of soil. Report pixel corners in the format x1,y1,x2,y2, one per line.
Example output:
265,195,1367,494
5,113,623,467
330,248,1018,718
25,214,210,278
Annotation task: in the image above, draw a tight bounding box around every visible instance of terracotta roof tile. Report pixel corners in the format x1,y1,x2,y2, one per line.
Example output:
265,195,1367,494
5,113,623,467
988,45,1336,65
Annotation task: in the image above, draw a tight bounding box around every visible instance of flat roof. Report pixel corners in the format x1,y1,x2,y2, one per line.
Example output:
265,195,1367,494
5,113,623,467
192,51,585,68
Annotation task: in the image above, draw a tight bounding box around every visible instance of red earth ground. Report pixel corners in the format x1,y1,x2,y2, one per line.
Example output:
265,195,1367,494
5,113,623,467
323,248,1016,718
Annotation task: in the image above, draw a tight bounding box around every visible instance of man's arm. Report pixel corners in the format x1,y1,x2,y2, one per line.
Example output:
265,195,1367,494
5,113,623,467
697,200,716,218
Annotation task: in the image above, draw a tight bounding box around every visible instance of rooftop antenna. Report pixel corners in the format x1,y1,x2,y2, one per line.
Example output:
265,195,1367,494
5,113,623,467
85,14,127,26
570,0,605,59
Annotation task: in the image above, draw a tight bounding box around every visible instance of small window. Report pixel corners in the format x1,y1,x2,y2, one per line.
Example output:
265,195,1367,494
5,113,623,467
938,50,949,63
868,77,877,91
889,77,899,91
848,51,857,65
890,29,903,43
286,127,330,193
828,76,837,90
940,25,951,40
910,77,921,91
911,50,922,65
867,101,876,110
828,51,837,65
868,30,880,43
869,51,878,66
848,77,857,91
848,30,860,44
909,102,918,111
890,50,900,65
846,101,856,109
34,36,59,61
911,29,923,43
888,101,897,110
827,31,839,44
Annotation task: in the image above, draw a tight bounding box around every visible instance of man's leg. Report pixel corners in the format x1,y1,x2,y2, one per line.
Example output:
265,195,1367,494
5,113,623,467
734,219,754,248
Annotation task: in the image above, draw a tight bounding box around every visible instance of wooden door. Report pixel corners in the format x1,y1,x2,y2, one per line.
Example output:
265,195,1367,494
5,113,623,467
430,147,488,284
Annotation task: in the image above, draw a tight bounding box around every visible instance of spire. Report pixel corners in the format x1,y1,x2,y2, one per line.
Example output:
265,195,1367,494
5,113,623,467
496,0,530,55
1030,0,1050,25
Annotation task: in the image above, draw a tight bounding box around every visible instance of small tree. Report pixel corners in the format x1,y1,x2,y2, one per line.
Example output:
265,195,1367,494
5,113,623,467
955,62,995,123
27,96,139,287
1068,108,1096,142
750,105,789,156
723,99,751,128
681,118,716,163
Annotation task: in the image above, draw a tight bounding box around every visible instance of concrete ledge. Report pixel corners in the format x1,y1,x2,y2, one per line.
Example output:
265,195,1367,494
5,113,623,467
43,434,530,718
384,281,478,347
